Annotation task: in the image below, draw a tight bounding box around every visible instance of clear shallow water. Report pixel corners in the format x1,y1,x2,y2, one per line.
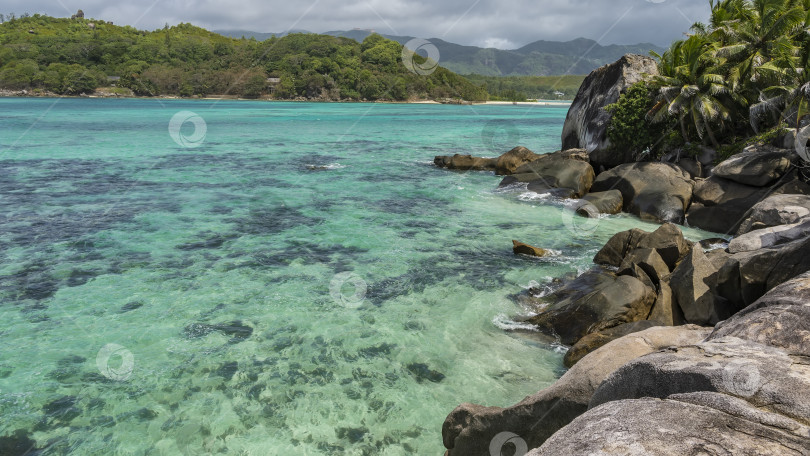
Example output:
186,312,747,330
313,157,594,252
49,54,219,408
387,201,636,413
0,98,712,455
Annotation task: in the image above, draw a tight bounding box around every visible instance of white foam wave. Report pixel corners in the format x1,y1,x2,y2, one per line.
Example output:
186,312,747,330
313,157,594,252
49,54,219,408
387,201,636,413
305,163,346,170
702,242,728,251
521,280,542,290
492,313,538,332
517,191,551,202
494,182,529,194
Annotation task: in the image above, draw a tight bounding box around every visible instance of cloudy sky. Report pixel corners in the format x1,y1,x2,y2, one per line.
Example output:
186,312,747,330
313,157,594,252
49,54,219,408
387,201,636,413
6,0,709,48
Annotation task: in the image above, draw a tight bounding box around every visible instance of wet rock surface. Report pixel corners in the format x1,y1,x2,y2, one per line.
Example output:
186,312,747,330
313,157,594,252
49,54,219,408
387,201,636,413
590,162,694,224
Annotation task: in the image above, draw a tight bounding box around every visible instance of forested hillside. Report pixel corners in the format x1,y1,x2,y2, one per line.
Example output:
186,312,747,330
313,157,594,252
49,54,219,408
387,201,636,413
221,28,664,77
0,14,488,101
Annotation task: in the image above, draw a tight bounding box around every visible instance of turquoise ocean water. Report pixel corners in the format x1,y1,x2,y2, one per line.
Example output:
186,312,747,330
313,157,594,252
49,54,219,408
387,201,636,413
0,99,711,455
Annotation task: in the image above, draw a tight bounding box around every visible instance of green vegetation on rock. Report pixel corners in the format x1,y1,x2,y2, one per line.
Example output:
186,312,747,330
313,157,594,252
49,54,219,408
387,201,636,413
605,82,676,160
0,14,487,101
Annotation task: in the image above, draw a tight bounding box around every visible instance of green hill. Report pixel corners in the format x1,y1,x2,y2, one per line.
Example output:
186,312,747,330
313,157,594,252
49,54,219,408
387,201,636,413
0,14,487,101
364,36,663,76
220,29,665,76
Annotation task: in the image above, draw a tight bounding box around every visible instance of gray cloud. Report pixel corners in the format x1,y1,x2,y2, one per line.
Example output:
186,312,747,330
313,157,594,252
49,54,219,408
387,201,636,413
4,0,709,48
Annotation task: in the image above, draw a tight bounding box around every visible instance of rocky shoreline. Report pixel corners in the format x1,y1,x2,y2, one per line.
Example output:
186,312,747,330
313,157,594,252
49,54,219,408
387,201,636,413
435,55,810,455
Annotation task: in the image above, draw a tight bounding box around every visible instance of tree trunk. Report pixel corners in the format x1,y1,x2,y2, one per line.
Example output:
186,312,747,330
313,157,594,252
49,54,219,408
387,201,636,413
705,124,721,149
679,116,689,142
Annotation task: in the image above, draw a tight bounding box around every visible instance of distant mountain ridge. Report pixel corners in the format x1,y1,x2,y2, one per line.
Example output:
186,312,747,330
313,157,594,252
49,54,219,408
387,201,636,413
214,29,665,76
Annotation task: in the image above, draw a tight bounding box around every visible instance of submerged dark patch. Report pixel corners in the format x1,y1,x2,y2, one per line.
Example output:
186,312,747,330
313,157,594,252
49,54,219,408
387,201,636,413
337,427,368,444
216,361,239,381
175,233,237,251
42,395,81,423
406,363,445,383
358,343,396,359
366,247,512,305
234,206,325,236
241,240,369,270
67,269,100,287
120,301,144,313
0,429,40,456
184,321,253,343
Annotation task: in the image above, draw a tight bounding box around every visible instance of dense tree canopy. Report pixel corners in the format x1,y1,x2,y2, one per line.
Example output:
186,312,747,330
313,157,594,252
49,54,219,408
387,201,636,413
0,14,488,101
609,0,810,158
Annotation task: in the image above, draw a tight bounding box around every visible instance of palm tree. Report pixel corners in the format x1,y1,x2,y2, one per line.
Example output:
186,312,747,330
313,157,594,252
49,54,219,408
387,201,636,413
690,0,750,40
713,0,806,92
648,36,738,148
749,72,810,130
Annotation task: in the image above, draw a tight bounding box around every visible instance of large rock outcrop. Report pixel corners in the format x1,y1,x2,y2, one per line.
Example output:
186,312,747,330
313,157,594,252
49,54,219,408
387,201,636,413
494,146,542,175
561,54,658,171
562,320,659,367
531,396,810,456
687,169,810,234
708,270,810,356
589,162,694,224
712,144,794,187
669,246,731,325
589,337,810,419
533,223,701,364
579,190,622,215
647,280,685,326
736,193,810,235
525,268,656,345
434,146,540,175
433,154,496,171
498,149,594,197
594,223,691,270
729,219,810,253
442,325,711,456
721,225,810,306
538,338,810,455
525,272,810,455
